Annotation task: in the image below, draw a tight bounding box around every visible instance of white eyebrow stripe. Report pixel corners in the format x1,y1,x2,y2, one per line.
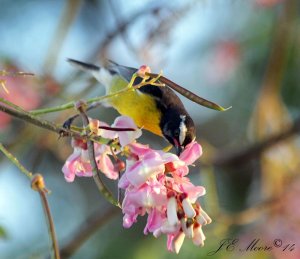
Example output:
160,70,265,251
179,115,187,145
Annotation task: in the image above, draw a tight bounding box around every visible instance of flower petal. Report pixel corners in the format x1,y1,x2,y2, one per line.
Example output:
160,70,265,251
97,153,119,180
179,141,202,165
112,116,142,146
171,232,186,254
125,151,165,187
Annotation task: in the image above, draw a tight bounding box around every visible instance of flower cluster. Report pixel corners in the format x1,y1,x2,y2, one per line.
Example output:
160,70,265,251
62,116,141,182
62,115,211,253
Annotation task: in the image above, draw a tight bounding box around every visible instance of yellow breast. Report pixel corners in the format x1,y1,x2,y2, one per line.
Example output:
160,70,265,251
107,78,162,136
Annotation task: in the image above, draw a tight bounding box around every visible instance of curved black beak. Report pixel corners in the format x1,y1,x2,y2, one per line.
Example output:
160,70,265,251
172,138,183,156
174,143,183,156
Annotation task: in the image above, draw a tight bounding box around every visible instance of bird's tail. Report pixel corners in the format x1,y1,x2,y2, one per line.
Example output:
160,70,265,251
67,58,115,95
67,58,100,72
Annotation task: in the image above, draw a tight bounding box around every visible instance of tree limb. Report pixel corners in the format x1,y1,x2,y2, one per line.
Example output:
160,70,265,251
213,116,300,167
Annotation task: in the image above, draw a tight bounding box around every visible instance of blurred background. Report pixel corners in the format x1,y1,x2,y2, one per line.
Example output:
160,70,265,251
0,0,299,258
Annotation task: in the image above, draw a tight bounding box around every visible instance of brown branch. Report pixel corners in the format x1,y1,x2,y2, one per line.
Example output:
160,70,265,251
99,4,166,59
107,1,137,56
219,174,300,226
219,193,281,226
1,144,60,257
260,0,297,93
213,116,300,167
60,206,119,258
31,175,60,259
0,102,80,138
1,103,62,134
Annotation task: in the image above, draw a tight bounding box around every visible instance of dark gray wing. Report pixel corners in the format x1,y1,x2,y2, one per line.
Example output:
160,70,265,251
105,60,138,82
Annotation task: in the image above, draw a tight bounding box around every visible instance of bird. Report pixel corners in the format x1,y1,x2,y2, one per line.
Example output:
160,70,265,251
67,58,196,155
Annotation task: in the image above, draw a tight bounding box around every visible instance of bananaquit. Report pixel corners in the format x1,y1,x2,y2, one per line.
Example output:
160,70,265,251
68,59,196,155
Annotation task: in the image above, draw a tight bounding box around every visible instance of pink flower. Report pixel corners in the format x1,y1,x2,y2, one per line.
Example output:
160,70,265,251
121,149,165,188
61,114,211,254
62,138,119,182
119,140,211,253
111,116,142,146
0,63,41,130
89,116,142,144
89,119,116,139
96,144,119,180
62,139,93,182
179,141,202,165
62,116,142,182
121,178,167,228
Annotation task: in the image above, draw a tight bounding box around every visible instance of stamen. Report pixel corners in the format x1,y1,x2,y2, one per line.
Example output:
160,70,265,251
181,218,194,238
180,195,196,218
200,209,212,224
167,196,178,226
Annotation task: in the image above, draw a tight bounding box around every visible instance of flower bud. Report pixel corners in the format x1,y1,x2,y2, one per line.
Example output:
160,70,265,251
114,159,126,172
71,137,87,150
137,65,151,78
31,174,49,193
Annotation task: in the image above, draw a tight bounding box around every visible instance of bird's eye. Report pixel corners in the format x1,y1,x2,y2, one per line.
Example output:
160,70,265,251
174,129,180,137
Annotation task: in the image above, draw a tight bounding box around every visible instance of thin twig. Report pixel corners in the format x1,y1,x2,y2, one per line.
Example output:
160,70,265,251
0,143,33,179
40,191,60,259
0,96,28,113
77,102,119,206
31,175,60,259
30,71,158,116
0,70,34,77
0,101,114,149
30,83,135,115
99,4,166,58
109,145,124,207
108,1,137,56
0,144,60,258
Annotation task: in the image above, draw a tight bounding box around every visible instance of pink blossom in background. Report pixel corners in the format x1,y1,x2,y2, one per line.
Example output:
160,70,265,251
0,63,41,129
255,0,285,7
263,179,300,259
205,40,241,86
236,178,300,259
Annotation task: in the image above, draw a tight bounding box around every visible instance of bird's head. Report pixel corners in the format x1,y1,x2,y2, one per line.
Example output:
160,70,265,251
161,112,196,155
